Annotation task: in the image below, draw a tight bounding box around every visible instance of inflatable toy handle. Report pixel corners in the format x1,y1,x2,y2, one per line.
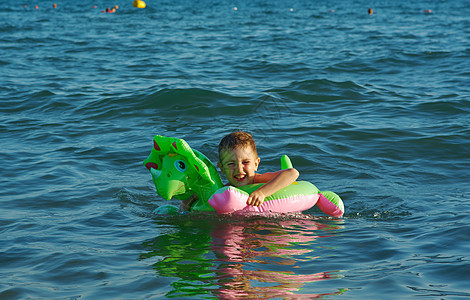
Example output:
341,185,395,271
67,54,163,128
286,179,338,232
281,155,293,169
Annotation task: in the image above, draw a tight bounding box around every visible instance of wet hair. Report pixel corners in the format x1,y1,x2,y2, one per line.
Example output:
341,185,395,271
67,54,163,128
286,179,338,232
218,131,257,158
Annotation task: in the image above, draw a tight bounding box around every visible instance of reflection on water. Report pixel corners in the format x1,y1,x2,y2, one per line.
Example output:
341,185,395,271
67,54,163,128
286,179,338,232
140,214,347,298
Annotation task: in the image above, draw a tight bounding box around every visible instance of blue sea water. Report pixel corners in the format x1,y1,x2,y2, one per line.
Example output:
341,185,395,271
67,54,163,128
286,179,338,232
1,0,469,298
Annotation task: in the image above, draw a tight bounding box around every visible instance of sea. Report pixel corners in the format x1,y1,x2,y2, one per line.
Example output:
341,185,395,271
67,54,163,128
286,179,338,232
1,0,469,298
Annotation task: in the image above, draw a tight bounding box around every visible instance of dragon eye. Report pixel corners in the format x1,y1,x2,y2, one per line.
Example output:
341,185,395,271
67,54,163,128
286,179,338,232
174,160,187,172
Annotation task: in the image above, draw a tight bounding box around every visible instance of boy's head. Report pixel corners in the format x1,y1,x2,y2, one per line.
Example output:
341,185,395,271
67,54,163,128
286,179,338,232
218,131,260,187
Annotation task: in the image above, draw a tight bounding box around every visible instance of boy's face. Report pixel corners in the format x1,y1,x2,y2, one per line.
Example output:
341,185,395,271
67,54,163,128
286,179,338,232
218,146,260,187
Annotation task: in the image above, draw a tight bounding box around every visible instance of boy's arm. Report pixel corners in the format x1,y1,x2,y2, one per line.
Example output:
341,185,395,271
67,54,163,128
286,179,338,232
180,193,198,211
247,168,299,206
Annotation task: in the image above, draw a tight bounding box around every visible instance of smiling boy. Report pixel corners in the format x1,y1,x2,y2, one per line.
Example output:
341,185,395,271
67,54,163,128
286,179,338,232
217,131,299,206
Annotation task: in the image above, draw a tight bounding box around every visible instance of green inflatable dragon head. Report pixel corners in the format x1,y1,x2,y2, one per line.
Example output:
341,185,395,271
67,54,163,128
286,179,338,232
143,135,223,210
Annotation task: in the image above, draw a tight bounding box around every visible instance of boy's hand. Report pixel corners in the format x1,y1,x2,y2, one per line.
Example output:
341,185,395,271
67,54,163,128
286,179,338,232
180,194,197,211
247,190,266,206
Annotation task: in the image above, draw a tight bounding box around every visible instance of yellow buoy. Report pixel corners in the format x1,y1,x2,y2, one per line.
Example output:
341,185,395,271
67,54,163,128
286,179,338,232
133,0,146,8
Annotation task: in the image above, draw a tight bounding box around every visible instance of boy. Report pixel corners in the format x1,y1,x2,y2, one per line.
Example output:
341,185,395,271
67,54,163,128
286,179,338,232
217,131,299,206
